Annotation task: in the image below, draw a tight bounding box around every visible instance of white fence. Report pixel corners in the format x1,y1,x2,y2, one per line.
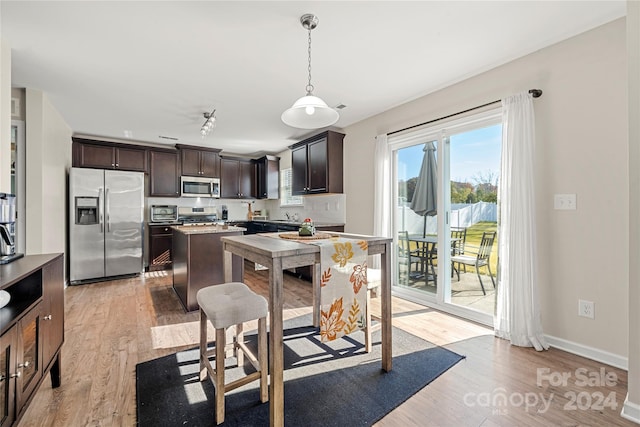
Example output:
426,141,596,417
396,201,497,235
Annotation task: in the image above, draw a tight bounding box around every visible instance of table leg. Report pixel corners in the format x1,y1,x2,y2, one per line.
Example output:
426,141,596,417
223,250,233,282
312,262,320,327
381,242,393,372
269,257,285,427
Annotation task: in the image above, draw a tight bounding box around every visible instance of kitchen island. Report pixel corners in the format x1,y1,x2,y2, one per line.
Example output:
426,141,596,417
172,225,245,311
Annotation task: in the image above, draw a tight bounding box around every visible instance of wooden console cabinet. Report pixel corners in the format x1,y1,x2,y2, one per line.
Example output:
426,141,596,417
0,254,64,427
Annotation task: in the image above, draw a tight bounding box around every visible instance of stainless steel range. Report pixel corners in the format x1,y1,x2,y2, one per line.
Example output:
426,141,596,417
177,206,219,226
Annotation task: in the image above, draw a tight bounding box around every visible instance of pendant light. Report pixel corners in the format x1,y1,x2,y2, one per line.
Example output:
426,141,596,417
281,14,339,129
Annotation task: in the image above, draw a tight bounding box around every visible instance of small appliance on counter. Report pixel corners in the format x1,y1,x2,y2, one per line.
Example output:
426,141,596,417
150,205,179,223
0,193,23,265
177,206,219,226
221,205,228,220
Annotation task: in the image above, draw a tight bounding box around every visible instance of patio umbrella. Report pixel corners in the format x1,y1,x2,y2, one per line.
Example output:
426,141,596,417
409,141,437,237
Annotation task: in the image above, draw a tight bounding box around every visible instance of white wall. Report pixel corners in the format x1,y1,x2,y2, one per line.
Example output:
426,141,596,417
344,19,629,360
625,0,640,421
25,89,72,255
0,39,11,192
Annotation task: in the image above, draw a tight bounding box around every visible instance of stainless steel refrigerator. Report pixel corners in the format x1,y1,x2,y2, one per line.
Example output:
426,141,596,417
69,167,144,284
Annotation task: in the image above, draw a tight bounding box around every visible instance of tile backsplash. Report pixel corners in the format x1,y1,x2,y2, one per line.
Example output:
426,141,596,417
264,193,346,224
146,193,345,224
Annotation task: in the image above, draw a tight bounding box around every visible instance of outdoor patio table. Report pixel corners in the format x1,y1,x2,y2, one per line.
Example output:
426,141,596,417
221,232,393,427
409,235,461,280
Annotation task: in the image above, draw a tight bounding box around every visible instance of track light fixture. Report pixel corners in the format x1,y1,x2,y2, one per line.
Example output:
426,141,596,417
200,110,216,137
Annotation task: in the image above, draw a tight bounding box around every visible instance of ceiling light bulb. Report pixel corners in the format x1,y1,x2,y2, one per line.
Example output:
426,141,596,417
305,105,315,115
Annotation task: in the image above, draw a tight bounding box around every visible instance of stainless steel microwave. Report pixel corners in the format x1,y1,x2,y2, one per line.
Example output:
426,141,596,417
180,176,220,198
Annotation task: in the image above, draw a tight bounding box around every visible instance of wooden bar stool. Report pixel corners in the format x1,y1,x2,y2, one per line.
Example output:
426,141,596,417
197,282,268,425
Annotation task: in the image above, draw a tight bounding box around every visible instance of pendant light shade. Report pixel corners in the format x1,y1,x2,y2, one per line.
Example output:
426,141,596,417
281,14,339,129
281,94,339,129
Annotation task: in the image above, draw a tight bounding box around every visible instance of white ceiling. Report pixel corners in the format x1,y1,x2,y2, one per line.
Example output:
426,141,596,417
1,1,626,157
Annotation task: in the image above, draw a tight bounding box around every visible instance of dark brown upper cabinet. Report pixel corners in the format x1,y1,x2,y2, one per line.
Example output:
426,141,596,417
220,156,255,199
176,145,221,178
255,155,280,199
148,149,180,197
72,138,147,172
290,130,344,195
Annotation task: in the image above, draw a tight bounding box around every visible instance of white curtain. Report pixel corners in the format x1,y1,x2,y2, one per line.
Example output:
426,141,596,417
494,91,549,351
372,134,391,269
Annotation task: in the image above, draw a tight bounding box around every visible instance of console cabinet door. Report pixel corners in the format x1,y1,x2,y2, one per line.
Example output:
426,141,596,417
41,256,64,370
0,328,17,427
149,150,180,197
15,304,43,411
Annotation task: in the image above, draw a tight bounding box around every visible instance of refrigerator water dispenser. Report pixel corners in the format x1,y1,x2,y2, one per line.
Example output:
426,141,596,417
75,197,98,225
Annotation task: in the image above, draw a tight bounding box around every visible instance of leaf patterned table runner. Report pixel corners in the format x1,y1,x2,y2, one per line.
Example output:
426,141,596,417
311,237,369,342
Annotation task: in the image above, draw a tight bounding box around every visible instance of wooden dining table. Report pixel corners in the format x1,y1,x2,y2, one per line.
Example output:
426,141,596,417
221,232,393,427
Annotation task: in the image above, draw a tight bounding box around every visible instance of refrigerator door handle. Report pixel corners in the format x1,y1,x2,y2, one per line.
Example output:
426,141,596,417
98,188,104,233
106,187,111,232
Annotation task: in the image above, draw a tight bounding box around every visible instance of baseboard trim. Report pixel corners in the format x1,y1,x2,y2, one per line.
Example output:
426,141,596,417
545,334,628,370
622,395,640,424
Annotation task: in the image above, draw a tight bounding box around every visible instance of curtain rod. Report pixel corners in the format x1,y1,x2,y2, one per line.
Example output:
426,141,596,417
387,89,543,136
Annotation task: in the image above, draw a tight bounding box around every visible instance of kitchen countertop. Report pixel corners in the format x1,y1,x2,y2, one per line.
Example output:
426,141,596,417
245,219,345,228
172,225,246,235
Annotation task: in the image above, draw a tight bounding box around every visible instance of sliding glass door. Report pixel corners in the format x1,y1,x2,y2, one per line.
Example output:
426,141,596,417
391,110,501,325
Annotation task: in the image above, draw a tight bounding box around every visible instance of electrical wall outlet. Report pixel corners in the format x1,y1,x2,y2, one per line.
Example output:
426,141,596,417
578,299,595,319
554,194,577,210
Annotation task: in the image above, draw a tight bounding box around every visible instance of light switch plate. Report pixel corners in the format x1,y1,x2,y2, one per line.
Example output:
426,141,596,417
554,194,577,210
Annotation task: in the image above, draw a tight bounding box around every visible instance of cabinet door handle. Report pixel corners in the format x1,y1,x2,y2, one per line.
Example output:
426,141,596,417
10,372,21,378
18,361,30,369
43,314,52,320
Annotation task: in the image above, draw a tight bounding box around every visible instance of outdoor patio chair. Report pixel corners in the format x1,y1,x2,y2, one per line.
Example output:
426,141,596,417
450,231,496,295
450,227,467,276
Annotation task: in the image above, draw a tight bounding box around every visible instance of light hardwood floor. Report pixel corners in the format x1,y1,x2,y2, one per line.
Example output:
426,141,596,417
17,263,636,426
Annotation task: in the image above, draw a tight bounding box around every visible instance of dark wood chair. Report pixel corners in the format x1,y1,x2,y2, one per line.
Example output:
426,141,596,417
450,231,496,295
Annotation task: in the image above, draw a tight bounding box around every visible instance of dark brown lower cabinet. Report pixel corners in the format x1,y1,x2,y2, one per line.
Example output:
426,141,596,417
0,254,64,427
149,225,174,271
172,229,244,311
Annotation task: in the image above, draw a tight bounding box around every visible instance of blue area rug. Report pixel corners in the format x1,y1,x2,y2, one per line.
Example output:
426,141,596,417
136,315,464,426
